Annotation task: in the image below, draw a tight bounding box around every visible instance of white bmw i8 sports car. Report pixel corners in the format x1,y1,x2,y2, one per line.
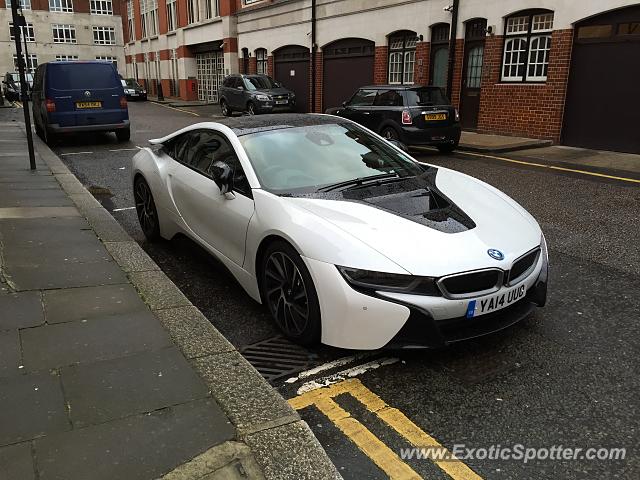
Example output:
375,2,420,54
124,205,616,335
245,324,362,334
132,114,548,350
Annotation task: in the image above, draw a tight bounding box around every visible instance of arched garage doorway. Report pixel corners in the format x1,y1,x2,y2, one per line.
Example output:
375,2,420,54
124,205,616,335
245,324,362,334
273,45,310,112
322,38,375,111
562,5,640,153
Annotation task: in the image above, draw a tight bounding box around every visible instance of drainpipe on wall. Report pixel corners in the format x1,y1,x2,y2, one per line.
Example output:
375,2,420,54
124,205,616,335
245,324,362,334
446,0,459,99
311,0,317,112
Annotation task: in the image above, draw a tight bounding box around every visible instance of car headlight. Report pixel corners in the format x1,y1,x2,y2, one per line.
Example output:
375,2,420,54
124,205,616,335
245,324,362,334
455,108,460,122
337,266,440,296
255,94,271,101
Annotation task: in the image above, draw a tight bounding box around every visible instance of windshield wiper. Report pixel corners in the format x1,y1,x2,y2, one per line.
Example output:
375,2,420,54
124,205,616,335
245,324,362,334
318,173,400,192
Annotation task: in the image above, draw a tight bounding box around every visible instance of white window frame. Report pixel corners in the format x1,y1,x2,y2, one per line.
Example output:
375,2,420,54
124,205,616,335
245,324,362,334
90,0,112,15
256,48,267,74
9,22,35,42
501,11,554,82
49,0,73,13
187,0,199,24
388,32,417,85
166,0,176,31
92,26,116,45
52,24,76,44
13,53,37,74
6,0,31,10
127,0,134,40
140,0,158,37
55,54,78,61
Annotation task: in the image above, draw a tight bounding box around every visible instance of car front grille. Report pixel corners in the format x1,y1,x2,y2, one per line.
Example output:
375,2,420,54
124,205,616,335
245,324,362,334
273,95,288,101
507,248,540,285
438,269,503,298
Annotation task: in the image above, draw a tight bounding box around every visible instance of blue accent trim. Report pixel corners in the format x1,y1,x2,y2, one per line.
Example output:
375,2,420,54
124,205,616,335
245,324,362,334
466,300,476,318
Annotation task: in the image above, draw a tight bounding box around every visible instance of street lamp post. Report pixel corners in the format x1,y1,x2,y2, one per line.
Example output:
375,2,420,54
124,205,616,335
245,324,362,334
10,0,36,170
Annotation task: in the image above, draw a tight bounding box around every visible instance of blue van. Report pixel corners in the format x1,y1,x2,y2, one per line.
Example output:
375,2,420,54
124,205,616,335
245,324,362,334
31,61,130,144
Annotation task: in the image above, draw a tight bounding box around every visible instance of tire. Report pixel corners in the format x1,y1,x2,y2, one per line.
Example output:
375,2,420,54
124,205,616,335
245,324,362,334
134,177,161,242
116,128,131,142
247,101,256,116
381,126,400,141
437,143,457,154
220,99,232,117
43,127,57,146
260,241,321,346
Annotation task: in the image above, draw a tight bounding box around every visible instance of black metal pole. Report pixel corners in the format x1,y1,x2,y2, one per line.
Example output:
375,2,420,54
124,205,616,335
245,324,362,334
10,2,36,170
446,0,459,100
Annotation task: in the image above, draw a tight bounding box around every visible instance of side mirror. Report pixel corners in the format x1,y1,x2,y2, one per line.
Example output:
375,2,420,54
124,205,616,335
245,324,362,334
387,139,409,153
210,161,234,195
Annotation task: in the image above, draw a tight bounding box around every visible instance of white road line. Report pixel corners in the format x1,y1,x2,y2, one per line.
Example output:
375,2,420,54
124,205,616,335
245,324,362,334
284,353,376,384
59,151,94,156
109,148,139,152
296,357,400,395
135,145,144,149
112,206,136,212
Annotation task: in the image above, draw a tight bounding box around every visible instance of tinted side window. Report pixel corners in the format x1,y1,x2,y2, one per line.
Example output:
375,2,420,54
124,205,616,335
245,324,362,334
348,89,377,106
374,90,403,107
165,133,191,162
223,77,233,87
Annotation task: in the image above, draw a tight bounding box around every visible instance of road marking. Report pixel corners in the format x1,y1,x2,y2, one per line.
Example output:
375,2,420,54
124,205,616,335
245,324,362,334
284,353,375,384
427,150,640,185
289,378,482,480
13,101,22,108
112,206,136,212
59,151,94,156
296,357,399,395
109,148,139,152
155,102,200,117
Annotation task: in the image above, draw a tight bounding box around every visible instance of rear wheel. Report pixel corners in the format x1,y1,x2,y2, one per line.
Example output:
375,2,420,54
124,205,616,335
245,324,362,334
220,99,232,116
43,127,57,146
381,126,399,141
260,241,321,346
134,177,161,242
116,128,131,142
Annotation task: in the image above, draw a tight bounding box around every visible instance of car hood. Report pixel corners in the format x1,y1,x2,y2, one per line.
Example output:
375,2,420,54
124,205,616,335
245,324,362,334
253,88,291,96
284,168,541,277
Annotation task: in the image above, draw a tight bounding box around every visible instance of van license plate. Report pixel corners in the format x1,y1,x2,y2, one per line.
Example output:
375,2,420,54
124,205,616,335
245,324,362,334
76,101,102,109
425,113,447,121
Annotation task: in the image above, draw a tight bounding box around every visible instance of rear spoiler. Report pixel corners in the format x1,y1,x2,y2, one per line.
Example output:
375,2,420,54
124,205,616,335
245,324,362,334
148,122,210,145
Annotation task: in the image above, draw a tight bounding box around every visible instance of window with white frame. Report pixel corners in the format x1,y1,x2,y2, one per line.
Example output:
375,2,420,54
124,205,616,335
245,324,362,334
96,55,117,69
204,0,215,19
256,48,267,74
187,0,199,24
166,0,176,31
140,0,158,37
502,11,554,82
127,0,134,40
6,0,31,10
52,24,76,43
13,54,37,74
49,0,73,12
93,26,115,45
9,22,35,42
56,54,78,61
170,48,179,96
90,0,112,15
388,32,417,84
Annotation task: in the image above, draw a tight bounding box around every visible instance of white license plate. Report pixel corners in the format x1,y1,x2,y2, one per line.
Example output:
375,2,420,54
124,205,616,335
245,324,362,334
466,284,527,318
275,100,288,105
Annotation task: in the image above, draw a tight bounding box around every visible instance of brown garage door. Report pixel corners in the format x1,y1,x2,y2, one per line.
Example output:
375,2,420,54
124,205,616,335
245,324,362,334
323,38,375,111
274,45,310,113
562,6,640,153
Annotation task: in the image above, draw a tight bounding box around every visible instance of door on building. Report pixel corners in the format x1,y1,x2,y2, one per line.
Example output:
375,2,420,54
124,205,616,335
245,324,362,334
430,23,450,89
562,5,640,153
460,18,487,130
322,38,375,111
274,45,310,112
196,51,224,103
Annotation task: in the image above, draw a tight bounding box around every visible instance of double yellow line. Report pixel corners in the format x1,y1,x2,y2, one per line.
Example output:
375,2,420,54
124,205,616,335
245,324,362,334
289,379,482,480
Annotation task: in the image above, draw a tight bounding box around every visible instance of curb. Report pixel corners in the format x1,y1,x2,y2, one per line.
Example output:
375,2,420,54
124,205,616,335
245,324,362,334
29,130,341,480
457,139,553,154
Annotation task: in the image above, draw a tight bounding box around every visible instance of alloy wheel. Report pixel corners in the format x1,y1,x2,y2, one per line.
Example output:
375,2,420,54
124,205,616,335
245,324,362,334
264,251,310,337
383,128,398,140
247,102,256,115
134,180,156,236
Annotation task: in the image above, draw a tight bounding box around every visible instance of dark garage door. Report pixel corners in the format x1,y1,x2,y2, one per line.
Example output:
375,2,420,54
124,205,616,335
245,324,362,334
562,6,640,153
274,45,310,113
323,38,375,111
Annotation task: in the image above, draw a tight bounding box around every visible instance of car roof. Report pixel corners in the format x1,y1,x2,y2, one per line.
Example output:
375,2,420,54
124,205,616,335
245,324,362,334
149,114,344,144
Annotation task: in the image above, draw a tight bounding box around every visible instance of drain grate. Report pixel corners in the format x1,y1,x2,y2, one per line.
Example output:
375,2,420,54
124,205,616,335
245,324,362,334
240,336,317,384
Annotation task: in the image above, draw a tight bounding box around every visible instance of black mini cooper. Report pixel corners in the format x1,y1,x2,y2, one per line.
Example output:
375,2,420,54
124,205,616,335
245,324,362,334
326,85,461,153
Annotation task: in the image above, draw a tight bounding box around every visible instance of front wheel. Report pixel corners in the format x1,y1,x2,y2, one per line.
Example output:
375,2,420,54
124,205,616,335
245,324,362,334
437,143,457,154
220,99,232,117
116,128,131,142
260,241,321,346
381,126,399,141
134,177,161,242
247,101,256,116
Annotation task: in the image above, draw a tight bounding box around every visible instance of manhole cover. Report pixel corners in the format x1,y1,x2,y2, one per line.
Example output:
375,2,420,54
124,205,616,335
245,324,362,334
240,336,317,384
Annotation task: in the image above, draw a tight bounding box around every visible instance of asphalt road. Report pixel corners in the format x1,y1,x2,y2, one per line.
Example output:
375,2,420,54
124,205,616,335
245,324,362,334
16,101,637,479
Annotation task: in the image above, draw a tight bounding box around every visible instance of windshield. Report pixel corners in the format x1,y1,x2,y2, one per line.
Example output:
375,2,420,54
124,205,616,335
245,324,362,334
239,123,423,193
10,73,33,86
244,76,278,91
406,87,450,106
124,78,141,88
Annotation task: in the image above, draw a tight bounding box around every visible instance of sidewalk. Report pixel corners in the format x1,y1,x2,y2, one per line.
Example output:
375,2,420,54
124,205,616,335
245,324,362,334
0,122,340,480
459,131,552,153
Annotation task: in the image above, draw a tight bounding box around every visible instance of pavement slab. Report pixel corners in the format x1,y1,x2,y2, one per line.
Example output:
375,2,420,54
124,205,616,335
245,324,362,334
20,311,173,371
0,329,21,378
0,372,70,445
43,284,147,324
34,398,234,480
0,189,72,208
0,291,44,329
61,347,211,428
0,442,35,480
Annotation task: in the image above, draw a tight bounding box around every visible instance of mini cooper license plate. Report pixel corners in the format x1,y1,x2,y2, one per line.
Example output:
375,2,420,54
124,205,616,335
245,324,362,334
466,284,527,318
425,113,447,121
76,101,102,109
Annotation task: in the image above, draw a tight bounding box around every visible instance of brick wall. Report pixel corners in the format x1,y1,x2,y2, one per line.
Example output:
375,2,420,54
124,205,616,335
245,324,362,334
373,46,388,84
414,42,430,86
312,51,323,112
267,56,274,77
476,29,573,142
248,57,257,74
449,39,464,108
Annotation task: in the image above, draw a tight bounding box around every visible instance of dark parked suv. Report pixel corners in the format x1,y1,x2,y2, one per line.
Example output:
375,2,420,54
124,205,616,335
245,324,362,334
326,85,461,153
219,74,295,116
31,61,130,145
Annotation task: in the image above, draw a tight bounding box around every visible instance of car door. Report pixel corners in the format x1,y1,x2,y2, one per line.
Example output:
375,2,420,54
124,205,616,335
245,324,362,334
228,77,245,109
371,89,403,132
167,129,255,266
340,89,377,128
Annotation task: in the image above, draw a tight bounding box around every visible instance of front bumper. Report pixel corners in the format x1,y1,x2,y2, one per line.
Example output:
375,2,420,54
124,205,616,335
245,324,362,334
255,99,295,113
399,124,462,147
